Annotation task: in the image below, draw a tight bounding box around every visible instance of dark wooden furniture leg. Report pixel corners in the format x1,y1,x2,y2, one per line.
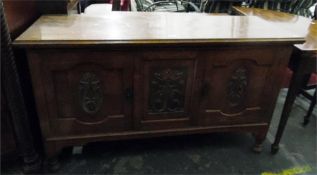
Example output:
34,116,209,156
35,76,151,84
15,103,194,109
296,74,316,126
303,89,316,126
253,129,267,153
1,3,41,173
44,142,61,172
271,67,305,154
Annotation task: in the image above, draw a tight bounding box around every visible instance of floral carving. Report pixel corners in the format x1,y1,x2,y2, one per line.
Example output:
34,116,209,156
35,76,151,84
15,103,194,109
79,72,103,114
148,68,187,114
227,67,248,107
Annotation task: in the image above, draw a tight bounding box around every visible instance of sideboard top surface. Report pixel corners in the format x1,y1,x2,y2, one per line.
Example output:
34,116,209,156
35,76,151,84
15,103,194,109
14,12,305,47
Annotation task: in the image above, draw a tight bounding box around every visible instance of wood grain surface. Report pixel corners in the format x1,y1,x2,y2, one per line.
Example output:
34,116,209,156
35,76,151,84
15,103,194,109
14,12,304,46
233,6,316,52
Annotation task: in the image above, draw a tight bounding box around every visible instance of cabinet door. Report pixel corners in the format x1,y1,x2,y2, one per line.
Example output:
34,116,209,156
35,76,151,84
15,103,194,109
134,50,197,130
28,50,133,137
196,47,284,126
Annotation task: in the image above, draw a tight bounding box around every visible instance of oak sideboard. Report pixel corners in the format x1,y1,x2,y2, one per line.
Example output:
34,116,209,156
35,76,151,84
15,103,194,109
14,12,304,167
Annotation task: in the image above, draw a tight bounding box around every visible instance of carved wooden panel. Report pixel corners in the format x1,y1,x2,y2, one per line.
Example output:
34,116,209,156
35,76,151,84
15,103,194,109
227,67,249,108
79,72,103,115
135,53,196,130
28,50,133,136
52,66,124,123
148,68,187,114
197,48,276,126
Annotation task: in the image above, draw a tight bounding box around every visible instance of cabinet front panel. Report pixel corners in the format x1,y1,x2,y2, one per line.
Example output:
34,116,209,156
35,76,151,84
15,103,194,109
135,50,197,130
29,50,133,137
198,47,277,126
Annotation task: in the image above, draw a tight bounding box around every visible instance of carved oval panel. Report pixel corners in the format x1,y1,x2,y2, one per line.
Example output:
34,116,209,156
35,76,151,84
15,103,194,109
227,67,248,107
79,72,103,114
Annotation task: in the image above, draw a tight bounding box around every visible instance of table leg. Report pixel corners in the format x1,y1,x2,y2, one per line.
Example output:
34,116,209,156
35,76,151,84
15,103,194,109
303,90,316,126
271,69,305,154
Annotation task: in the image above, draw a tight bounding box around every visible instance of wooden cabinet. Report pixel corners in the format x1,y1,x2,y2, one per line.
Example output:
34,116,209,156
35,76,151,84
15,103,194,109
24,45,292,159
13,14,302,163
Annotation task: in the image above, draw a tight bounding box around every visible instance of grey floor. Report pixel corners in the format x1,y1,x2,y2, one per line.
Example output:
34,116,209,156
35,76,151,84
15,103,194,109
2,89,317,174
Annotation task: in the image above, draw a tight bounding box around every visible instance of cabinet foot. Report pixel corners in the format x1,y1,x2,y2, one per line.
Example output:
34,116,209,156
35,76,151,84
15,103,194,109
252,144,262,153
252,131,266,154
46,156,60,173
45,143,62,172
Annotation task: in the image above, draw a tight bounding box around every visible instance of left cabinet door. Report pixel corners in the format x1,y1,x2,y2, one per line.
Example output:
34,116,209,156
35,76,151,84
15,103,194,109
28,50,133,137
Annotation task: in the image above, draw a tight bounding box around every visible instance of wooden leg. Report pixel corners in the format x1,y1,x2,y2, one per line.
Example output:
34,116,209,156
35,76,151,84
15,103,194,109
47,156,60,172
303,90,316,126
0,5,42,174
252,131,267,153
300,74,311,90
271,70,305,154
45,142,61,172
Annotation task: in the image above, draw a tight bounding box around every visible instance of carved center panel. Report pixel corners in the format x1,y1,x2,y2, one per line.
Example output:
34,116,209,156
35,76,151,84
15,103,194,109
227,67,248,107
79,72,103,114
148,67,187,114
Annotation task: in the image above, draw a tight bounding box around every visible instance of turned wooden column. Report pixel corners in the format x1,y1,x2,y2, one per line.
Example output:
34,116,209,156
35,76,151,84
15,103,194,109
0,2,41,173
